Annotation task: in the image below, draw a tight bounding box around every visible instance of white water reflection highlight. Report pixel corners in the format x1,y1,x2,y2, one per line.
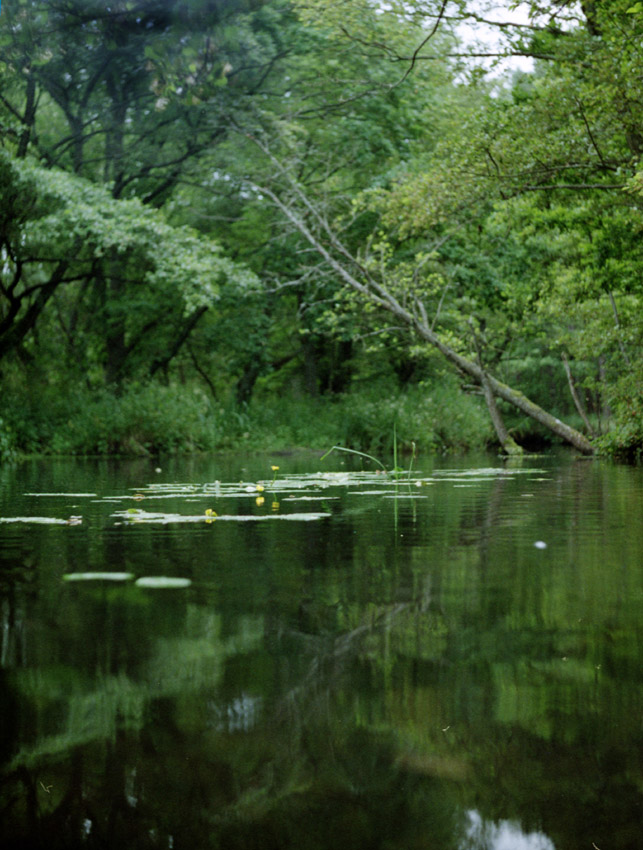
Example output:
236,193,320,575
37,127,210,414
462,810,555,850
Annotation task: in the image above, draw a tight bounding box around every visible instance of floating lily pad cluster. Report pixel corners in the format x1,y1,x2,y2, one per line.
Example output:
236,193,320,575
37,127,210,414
0,465,556,588
113,509,332,524
3,465,550,532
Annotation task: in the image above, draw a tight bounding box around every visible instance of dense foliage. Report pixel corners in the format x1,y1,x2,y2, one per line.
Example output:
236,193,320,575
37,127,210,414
0,0,641,459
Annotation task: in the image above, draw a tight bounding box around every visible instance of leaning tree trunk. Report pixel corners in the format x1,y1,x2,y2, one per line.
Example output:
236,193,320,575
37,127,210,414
411,318,595,454
469,319,523,455
252,177,596,456
561,352,596,436
480,373,524,455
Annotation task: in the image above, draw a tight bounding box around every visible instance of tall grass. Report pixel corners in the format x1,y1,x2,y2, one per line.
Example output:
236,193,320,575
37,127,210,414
243,383,493,454
1,379,494,457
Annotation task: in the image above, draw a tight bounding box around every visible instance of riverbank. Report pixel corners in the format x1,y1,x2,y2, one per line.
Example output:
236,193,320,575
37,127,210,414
2,378,635,463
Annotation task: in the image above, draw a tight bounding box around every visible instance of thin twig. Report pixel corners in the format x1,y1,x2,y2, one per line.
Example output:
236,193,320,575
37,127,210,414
392,0,449,89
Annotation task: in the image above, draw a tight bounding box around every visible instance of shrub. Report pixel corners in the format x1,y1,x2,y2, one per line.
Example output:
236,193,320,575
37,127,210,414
1,375,494,457
48,385,219,455
241,379,493,456
595,370,643,461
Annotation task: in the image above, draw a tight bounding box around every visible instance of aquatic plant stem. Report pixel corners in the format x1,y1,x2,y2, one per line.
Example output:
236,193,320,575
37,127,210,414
408,441,416,482
320,445,388,472
393,422,398,474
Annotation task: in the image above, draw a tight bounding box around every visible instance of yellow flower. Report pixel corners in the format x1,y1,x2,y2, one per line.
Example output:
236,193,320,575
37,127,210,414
271,501,280,511
205,508,217,517
256,484,265,492
271,465,280,471
256,496,265,507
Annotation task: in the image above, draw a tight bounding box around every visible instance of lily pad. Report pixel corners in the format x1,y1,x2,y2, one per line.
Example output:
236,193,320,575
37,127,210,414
382,494,427,499
282,496,340,502
347,490,392,496
434,468,546,478
63,572,134,582
135,577,192,589
113,509,331,524
24,492,97,497
435,477,493,483
0,516,70,525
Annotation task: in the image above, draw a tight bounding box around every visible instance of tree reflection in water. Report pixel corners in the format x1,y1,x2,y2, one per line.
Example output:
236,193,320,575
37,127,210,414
0,454,642,849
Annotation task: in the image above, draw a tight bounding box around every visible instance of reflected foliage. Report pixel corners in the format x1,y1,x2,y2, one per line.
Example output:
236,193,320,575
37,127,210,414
0,454,642,848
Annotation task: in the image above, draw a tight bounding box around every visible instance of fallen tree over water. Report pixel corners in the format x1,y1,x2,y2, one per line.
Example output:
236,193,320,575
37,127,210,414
249,149,594,456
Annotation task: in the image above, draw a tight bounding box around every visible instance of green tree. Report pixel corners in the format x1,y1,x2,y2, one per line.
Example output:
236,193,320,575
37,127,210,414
278,0,642,454
0,0,290,389
0,153,257,381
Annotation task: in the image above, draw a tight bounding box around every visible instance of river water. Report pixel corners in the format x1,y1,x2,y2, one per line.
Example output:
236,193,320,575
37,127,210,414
0,451,641,850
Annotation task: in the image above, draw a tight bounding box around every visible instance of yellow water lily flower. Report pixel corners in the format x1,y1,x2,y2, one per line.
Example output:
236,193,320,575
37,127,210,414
205,508,217,516
271,465,280,472
256,496,265,507
256,484,265,492
271,501,280,511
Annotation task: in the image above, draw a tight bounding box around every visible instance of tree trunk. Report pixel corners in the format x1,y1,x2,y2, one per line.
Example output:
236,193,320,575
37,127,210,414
328,339,353,393
480,373,523,455
235,361,263,406
412,319,594,454
188,344,218,400
470,319,523,455
561,352,596,436
302,336,320,396
255,178,595,455
0,262,70,360
17,72,36,159
149,306,208,379
105,279,126,386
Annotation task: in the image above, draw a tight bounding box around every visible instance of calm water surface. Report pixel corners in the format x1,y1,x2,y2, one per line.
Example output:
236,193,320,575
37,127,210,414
0,451,642,850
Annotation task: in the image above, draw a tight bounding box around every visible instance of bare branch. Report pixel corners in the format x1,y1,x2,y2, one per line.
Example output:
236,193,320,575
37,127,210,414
574,96,613,172
392,0,449,88
245,141,595,454
431,283,451,332
520,182,625,191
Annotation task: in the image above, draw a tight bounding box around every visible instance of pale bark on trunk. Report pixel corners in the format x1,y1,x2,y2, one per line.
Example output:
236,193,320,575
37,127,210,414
480,373,524,455
561,352,596,436
470,320,523,455
253,177,595,455
412,316,594,454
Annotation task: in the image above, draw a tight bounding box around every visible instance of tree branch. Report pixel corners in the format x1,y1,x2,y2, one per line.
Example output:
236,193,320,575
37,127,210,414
247,146,594,454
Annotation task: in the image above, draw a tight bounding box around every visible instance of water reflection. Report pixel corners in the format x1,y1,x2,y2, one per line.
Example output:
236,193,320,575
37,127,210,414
462,811,555,850
0,453,642,849
209,693,262,732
